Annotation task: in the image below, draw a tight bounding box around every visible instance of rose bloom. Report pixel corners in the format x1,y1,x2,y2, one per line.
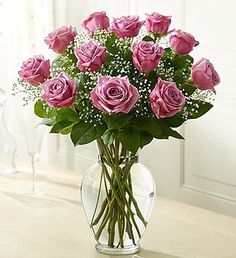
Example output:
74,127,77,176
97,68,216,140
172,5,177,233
42,72,76,108
110,15,144,38
131,41,164,73
91,76,140,114
150,78,185,118
169,29,199,55
191,58,220,90
145,12,171,35
82,11,109,35
74,41,106,72
44,26,77,53
18,55,50,86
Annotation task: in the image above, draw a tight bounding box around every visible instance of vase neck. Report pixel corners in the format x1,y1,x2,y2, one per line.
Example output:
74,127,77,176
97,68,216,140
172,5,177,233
98,154,139,165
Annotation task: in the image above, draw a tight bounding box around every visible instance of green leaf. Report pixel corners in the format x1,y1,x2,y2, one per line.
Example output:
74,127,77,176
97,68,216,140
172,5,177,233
107,114,130,130
163,115,186,128
158,121,184,139
102,129,119,146
34,100,56,118
187,100,213,119
154,134,169,139
180,82,197,96
104,53,114,67
74,103,85,113
124,49,132,62
105,33,118,54
140,131,153,148
51,54,78,77
142,35,154,42
78,73,87,87
50,121,74,134
119,125,140,154
145,71,159,87
71,122,106,145
173,70,188,85
56,108,79,122
167,128,184,139
133,116,163,137
60,124,74,135
173,54,194,71
162,48,174,60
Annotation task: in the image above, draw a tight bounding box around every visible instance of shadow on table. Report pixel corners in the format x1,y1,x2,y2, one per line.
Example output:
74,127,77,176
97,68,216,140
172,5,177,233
138,248,181,258
0,191,82,208
99,249,182,258
0,171,79,190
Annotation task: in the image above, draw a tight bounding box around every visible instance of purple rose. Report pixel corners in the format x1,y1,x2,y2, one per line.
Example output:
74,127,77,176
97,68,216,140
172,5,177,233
131,41,164,73
74,41,106,72
42,72,76,108
145,12,171,35
169,29,199,55
44,26,77,54
191,58,220,90
82,11,109,35
91,76,140,114
110,15,144,38
150,78,185,118
18,55,50,86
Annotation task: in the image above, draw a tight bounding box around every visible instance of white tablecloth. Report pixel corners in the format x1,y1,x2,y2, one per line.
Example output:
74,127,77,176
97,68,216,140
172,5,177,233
0,165,236,258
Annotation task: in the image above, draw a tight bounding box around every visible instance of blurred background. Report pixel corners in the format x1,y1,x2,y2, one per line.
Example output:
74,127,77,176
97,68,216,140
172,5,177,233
0,0,235,216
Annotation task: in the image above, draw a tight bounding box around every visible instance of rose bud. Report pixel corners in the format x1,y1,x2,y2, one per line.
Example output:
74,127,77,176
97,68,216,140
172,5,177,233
131,41,164,73
18,55,50,86
169,29,199,55
82,11,109,35
110,15,144,38
145,12,171,35
42,72,76,108
44,26,77,53
74,41,106,72
150,78,185,118
91,76,140,114
191,58,220,90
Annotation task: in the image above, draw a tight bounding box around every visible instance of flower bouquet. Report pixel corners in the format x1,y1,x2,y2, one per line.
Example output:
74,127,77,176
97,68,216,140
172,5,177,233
14,11,220,255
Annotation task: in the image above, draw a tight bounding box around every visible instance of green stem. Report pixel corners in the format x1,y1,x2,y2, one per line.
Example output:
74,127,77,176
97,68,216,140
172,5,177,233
93,138,147,247
90,171,103,229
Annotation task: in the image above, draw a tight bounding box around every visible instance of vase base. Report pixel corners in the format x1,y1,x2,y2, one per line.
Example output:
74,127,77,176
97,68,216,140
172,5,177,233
95,243,140,255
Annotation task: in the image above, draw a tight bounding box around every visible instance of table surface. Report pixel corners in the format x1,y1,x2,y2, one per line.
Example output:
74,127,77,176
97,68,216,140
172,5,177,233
0,164,236,258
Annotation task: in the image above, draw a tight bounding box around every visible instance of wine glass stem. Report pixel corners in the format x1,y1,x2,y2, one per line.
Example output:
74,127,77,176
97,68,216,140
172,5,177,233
31,155,36,193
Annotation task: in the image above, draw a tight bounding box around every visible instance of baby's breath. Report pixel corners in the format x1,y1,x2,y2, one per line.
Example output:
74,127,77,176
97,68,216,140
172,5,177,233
12,79,42,106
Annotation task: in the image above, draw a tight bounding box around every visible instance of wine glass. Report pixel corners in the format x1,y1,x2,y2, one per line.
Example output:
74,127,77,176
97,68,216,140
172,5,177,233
17,103,47,195
0,88,18,175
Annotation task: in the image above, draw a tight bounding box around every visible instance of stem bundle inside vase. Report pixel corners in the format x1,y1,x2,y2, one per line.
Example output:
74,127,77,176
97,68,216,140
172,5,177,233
90,138,147,248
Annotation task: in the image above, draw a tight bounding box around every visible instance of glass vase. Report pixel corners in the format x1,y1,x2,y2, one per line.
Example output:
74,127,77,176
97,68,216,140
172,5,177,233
81,138,156,255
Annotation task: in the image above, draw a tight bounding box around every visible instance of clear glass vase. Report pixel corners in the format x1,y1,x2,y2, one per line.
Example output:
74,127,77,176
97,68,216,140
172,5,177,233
81,138,156,255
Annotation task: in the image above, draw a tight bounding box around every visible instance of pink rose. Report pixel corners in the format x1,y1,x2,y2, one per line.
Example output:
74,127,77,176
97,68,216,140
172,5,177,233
82,11,109,35
110,15,144,38
150,78,185,118
74,41,106,72
145,12,171,35
131,41,164,73
91,76,140,114
42,72,76,108
169,29,199,55
191,58,220,90
18,55,50,86
44,26,77,53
